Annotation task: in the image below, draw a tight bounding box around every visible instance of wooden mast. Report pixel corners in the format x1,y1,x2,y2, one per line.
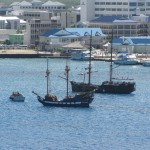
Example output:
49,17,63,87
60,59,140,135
88,30,92,85
110,29,113,82
65,51,70,98
65,64,70,98
46,58,50,95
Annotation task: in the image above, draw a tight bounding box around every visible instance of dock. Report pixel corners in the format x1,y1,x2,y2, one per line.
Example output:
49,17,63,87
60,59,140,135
0,49,70,58
0,49,148,65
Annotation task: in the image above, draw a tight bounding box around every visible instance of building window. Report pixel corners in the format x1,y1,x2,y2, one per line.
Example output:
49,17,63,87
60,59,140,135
147,2,150,6
131,25,136,29
118,30,123,34
99,2,105,5
117,2,122,5
125,30,130,34
118,25,123,29
112,2,116,5
117,8,122,11
95,2,99,5
138,2,145,6
112,8,116,11
124,25,130,29
123,8,128,11
123,2,128,5
129,2,137,6
129,8,135,11
140,8,145,11
106,8,111,11
95,14,100,17
100,8,105,11
131,31,136,34
106,2,111,5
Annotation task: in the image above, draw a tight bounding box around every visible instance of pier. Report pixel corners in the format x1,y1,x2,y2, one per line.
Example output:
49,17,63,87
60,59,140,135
0,49,149,65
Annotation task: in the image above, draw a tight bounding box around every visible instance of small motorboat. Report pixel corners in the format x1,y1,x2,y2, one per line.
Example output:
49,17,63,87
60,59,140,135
70,49,94,61
114,52,138,65
9,92,25,102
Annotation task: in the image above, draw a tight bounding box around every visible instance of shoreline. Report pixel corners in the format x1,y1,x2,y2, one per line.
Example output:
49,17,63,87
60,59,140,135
0,49,112,61
0,49,148,64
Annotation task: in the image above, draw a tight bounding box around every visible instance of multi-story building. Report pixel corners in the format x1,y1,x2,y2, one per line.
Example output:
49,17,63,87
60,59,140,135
20,9,80,45
87,15,149,40
80,0,150,22
0,16,26,43
25,16,61,45
0,29,17,42
7,1,80,46
9,0,66,12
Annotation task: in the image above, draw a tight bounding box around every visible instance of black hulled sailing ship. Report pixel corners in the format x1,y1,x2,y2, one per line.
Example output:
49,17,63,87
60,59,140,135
32,58,94,107
71,30,136,94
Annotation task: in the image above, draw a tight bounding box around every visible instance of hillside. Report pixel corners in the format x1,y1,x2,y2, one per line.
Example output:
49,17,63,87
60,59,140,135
1,0,80,8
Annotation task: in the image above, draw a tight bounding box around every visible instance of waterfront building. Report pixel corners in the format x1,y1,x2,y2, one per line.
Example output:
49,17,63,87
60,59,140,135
3,1,80,46
25,15,61,45
0,16,27,44
0,16,20,29
38,28,107,51
0,29,16,42
109,36,150,54
9,34,24,45
23,8,80,45
80,0,150,22
0,16,26,30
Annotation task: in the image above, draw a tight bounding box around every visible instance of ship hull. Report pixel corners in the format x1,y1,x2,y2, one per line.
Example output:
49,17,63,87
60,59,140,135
38,99,90,107
71,81,135,94
36,91,94,107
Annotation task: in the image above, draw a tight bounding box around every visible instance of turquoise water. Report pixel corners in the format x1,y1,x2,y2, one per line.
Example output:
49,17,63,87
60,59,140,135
0,58,150,150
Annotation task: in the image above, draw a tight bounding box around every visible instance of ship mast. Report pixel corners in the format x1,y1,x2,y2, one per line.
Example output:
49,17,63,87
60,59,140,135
46,58,50,95
109,29,113,82
88,30,92,85
65,64,70,98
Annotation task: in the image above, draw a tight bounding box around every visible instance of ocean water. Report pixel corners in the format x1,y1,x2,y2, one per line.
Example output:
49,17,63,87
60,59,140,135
0,58,150,150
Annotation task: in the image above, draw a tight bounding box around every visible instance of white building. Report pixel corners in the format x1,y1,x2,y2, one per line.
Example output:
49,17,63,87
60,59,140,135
87,15,149,39
9,0,66,12
38,28,107,51
0,16,26,30
111,36,150,54
25,16,61,45
80,0,150,22
0,29,16,42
